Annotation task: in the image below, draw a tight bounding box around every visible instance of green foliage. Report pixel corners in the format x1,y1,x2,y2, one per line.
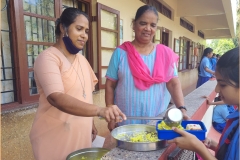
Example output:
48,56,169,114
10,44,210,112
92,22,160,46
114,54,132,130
233,0,240,47
232,37,239,47
206,39,236,55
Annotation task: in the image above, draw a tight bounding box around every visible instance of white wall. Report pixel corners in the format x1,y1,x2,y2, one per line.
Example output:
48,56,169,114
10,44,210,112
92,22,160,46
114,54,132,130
201,105,214,135
92,0,205,89
95,0,206,49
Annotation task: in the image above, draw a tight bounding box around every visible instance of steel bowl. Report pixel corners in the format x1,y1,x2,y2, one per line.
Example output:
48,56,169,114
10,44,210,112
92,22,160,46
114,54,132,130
111,124,167,151
66,148,110,160
164,108,183,127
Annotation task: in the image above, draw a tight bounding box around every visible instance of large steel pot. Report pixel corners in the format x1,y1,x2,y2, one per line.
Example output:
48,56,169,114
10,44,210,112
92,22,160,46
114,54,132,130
66,148,110,160
111,124,167,151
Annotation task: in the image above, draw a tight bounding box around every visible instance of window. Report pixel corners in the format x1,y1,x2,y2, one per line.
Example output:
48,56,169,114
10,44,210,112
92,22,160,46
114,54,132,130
178,37,190,71
197,44,204,64
2,0,94,109
190,42,198,69
180,18,194,33
97,3,120,89
1,0,16,104
154,27,161,44
198,30,205,39
120,19,123,44
23,0,56,99
1,0,60,109
174,38,180,53
140,0,172,19
162,5,171,19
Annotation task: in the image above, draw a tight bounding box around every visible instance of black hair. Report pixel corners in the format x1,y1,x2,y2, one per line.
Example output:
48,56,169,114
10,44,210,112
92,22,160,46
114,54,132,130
216,47,239,88
212,53,216,57
134,5,159,21
198,47,213,73
55,7,89,36
216,54,220,58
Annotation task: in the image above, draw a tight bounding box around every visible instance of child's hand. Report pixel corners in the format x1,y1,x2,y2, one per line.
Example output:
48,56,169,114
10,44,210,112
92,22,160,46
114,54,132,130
167,127,204,152
203,137,211,148
201,96,211,105
202,95,208,99
206,98,211,105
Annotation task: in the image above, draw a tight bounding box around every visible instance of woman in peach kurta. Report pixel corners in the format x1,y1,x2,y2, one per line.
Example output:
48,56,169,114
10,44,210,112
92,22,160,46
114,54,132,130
30,47,96,159
29,8,126,160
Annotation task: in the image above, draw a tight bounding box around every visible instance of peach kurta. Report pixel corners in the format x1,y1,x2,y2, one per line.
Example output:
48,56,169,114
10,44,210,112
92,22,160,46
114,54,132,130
30,47,98,160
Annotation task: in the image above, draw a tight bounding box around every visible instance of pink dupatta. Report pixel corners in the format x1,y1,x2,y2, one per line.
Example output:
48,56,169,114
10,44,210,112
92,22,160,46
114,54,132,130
118,41,179,90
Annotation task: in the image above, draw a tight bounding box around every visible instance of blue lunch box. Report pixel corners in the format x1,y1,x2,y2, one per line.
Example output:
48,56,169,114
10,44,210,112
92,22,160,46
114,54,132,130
156,120,207,140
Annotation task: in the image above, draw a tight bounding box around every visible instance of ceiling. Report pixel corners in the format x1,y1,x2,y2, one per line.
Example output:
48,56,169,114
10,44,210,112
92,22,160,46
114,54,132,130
163,0,237,39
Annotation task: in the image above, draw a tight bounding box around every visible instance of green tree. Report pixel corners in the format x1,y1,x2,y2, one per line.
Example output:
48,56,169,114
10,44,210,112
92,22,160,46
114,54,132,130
212,39,236,55
232,0,240,47
207,39,219,49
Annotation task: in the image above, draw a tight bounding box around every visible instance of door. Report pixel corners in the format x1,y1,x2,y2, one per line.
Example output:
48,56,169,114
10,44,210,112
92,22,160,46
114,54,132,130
162,32,169,46
97,3,120,89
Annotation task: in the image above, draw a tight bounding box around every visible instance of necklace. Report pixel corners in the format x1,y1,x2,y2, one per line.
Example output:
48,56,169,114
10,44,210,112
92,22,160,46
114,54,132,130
132,42,155,55
57,45,86,99
72,59,86,99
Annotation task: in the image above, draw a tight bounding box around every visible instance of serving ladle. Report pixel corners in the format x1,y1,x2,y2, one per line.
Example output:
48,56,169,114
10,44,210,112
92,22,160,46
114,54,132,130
100,108,183,128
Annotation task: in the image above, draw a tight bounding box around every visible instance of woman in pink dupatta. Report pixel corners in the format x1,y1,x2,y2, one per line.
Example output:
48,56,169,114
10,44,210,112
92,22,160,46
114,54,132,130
105,5,189,131
30,8,126,160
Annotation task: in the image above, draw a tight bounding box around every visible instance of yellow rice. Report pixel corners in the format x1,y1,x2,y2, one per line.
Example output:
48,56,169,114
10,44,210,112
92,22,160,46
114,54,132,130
157,121,184,130
116,131,158,142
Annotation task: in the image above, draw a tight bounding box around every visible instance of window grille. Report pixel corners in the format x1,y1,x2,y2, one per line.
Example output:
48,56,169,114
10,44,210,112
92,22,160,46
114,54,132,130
1,0,17,104
140,0,172,19
198,30,205,39
180,18,194,33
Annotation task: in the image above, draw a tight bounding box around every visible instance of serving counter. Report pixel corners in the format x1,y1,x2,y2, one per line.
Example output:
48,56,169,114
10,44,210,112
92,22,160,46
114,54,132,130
102,80,217,160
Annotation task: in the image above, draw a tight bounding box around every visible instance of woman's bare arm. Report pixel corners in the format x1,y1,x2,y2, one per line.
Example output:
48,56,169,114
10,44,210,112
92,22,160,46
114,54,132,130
167,77,189,120
105,79,117,106
47,92,125,122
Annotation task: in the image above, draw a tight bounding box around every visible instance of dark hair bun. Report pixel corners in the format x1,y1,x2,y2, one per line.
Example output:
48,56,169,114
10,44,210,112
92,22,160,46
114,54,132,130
55,8,89,36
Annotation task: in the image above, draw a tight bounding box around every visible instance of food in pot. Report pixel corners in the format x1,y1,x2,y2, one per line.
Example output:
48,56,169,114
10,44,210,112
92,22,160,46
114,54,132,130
81,157,101,160
186,124,202,130
116,131,159,142
158,120,184,130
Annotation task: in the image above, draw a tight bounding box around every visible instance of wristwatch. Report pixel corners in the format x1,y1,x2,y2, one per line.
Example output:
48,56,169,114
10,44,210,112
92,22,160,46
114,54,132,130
178,106,187,111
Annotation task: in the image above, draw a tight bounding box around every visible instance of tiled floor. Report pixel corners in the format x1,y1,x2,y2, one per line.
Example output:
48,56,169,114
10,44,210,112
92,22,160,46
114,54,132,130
93,90,117,149
1,89,114,160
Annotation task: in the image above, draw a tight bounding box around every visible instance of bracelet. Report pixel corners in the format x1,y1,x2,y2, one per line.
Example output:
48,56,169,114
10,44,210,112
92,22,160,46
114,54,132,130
106,104,114,107
178,106,187,111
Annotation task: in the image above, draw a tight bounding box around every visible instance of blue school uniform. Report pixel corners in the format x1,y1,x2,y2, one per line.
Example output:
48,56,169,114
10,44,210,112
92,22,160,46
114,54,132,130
196,57,213,88
211,57,217,71
212,105,229,133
